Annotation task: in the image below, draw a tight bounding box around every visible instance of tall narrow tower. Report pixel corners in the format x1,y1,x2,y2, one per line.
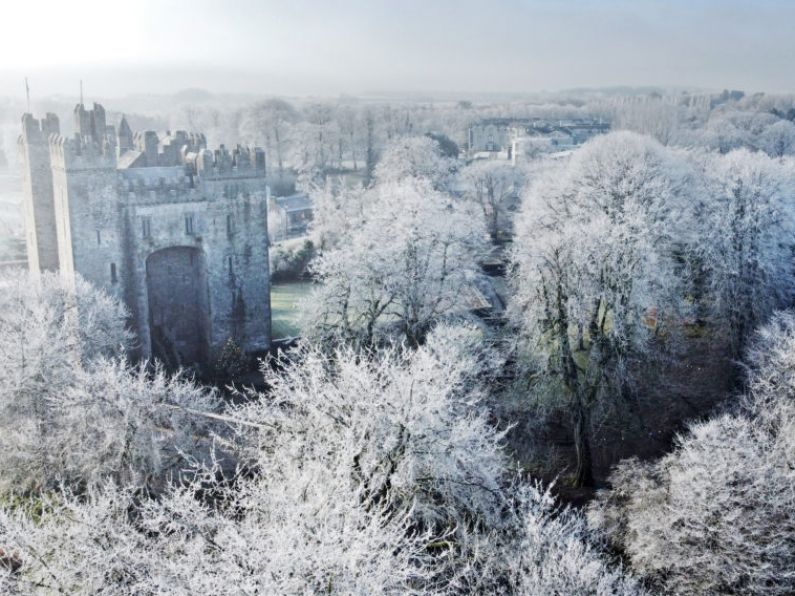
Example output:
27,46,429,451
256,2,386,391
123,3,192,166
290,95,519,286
18,112,61,272
117,116,133,153
49,103,120,293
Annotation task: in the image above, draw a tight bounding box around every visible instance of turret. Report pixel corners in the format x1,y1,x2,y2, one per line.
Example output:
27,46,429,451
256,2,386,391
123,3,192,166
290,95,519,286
143,131,159,166
118,116,133,152
73,102,113,156
18,112,61,272
74,103,91,138
47,133,120,294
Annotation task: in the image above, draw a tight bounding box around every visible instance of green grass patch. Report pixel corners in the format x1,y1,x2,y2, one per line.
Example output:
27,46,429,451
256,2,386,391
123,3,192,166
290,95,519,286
271,281,314,338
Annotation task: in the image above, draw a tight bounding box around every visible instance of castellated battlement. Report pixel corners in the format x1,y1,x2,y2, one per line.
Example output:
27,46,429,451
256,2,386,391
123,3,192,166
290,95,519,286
20,101,271,371
19,112,60,144
18,112,62,272
193,144,266,179
49,133,117,171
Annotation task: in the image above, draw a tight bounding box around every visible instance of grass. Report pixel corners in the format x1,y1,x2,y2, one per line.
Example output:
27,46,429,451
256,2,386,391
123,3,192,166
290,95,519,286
271,281,314,339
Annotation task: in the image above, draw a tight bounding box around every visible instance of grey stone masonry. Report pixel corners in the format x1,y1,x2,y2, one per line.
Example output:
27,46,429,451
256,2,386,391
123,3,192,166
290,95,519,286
19,103,271,369
18,113,61,272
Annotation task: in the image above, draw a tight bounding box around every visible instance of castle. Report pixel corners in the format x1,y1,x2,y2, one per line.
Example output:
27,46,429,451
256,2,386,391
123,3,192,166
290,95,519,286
19,102,271,370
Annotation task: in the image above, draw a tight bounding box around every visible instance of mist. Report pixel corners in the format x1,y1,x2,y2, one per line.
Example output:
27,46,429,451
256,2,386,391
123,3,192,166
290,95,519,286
2,0,795,97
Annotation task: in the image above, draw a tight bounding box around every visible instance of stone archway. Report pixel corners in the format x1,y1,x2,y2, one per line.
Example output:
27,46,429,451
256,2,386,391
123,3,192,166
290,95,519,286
145,247,210,369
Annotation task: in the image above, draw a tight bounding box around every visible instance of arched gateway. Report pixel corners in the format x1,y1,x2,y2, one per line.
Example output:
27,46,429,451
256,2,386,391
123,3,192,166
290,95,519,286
19,102,272,370
145,247,211,369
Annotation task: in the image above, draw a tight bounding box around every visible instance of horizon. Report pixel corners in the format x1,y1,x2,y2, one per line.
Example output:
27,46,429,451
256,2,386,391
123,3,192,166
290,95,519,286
1,0,794,98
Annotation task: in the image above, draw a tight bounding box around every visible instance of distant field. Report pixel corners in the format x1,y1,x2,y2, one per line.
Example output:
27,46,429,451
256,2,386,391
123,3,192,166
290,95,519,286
271,281,314,339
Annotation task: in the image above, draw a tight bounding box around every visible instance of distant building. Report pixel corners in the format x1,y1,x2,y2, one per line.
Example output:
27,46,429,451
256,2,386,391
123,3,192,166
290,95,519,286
268,193,313,242
19,102,271,370
468,118,512,154
468,118,610,160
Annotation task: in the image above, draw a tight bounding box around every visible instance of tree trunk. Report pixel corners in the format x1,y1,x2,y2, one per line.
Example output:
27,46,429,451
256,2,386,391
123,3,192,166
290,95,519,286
573,399,594,488
552,273,594,488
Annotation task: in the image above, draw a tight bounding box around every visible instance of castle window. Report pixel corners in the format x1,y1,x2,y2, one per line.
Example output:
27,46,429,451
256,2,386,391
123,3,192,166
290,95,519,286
226,214,235,237
185,215,195,235
142,217,151,239
96,230,101,245
110,263,118,284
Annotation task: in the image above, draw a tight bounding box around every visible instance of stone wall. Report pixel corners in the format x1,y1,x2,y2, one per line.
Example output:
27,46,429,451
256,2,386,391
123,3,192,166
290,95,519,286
21,104,272,369
50,135,123,299
18,114,60,272
123,174,271,363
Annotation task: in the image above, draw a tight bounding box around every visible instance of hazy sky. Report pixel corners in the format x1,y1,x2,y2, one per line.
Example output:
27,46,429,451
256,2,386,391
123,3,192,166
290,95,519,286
1,0,793,97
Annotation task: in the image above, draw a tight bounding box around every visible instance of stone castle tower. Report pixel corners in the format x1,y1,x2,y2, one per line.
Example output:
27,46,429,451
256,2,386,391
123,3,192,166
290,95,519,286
19,103,271,369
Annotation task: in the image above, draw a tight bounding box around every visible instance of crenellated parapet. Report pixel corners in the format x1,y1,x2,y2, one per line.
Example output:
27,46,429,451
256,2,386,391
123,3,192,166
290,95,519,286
191,144,266,180
18,112,62,273
20,112,60,145
18,101,271,367
49,133,117,172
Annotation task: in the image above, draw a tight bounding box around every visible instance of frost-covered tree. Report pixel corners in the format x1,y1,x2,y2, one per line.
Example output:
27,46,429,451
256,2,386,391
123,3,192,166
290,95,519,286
500,484,646,596
759,119,795,157
303,179,488,347
308,178,368,250
694,110,795,156
698,149,795,352
0,271,219,496
241,98,298,176
510,132,694,486
613,100,684,146
589,311,795,595
0,271,130,493
374,136,454,190
460,160,523,242
0,325,643,595
5,326,495,593
0,270,132,371
48,360,219,492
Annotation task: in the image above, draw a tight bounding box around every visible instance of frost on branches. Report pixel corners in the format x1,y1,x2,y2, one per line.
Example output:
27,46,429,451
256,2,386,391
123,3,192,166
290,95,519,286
589,311,795,595
374,136,455,190
510,131,695,486
0,324,642,595
696,149,795,352
459,159,524,242
0,271,219,497
303,178,488,348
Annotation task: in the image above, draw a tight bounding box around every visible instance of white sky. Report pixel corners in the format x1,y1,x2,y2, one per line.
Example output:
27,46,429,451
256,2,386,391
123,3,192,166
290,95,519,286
1,0,794,96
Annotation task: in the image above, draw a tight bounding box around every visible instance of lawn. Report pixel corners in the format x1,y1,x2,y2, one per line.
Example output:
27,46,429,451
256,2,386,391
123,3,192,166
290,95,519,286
270,281,314,339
